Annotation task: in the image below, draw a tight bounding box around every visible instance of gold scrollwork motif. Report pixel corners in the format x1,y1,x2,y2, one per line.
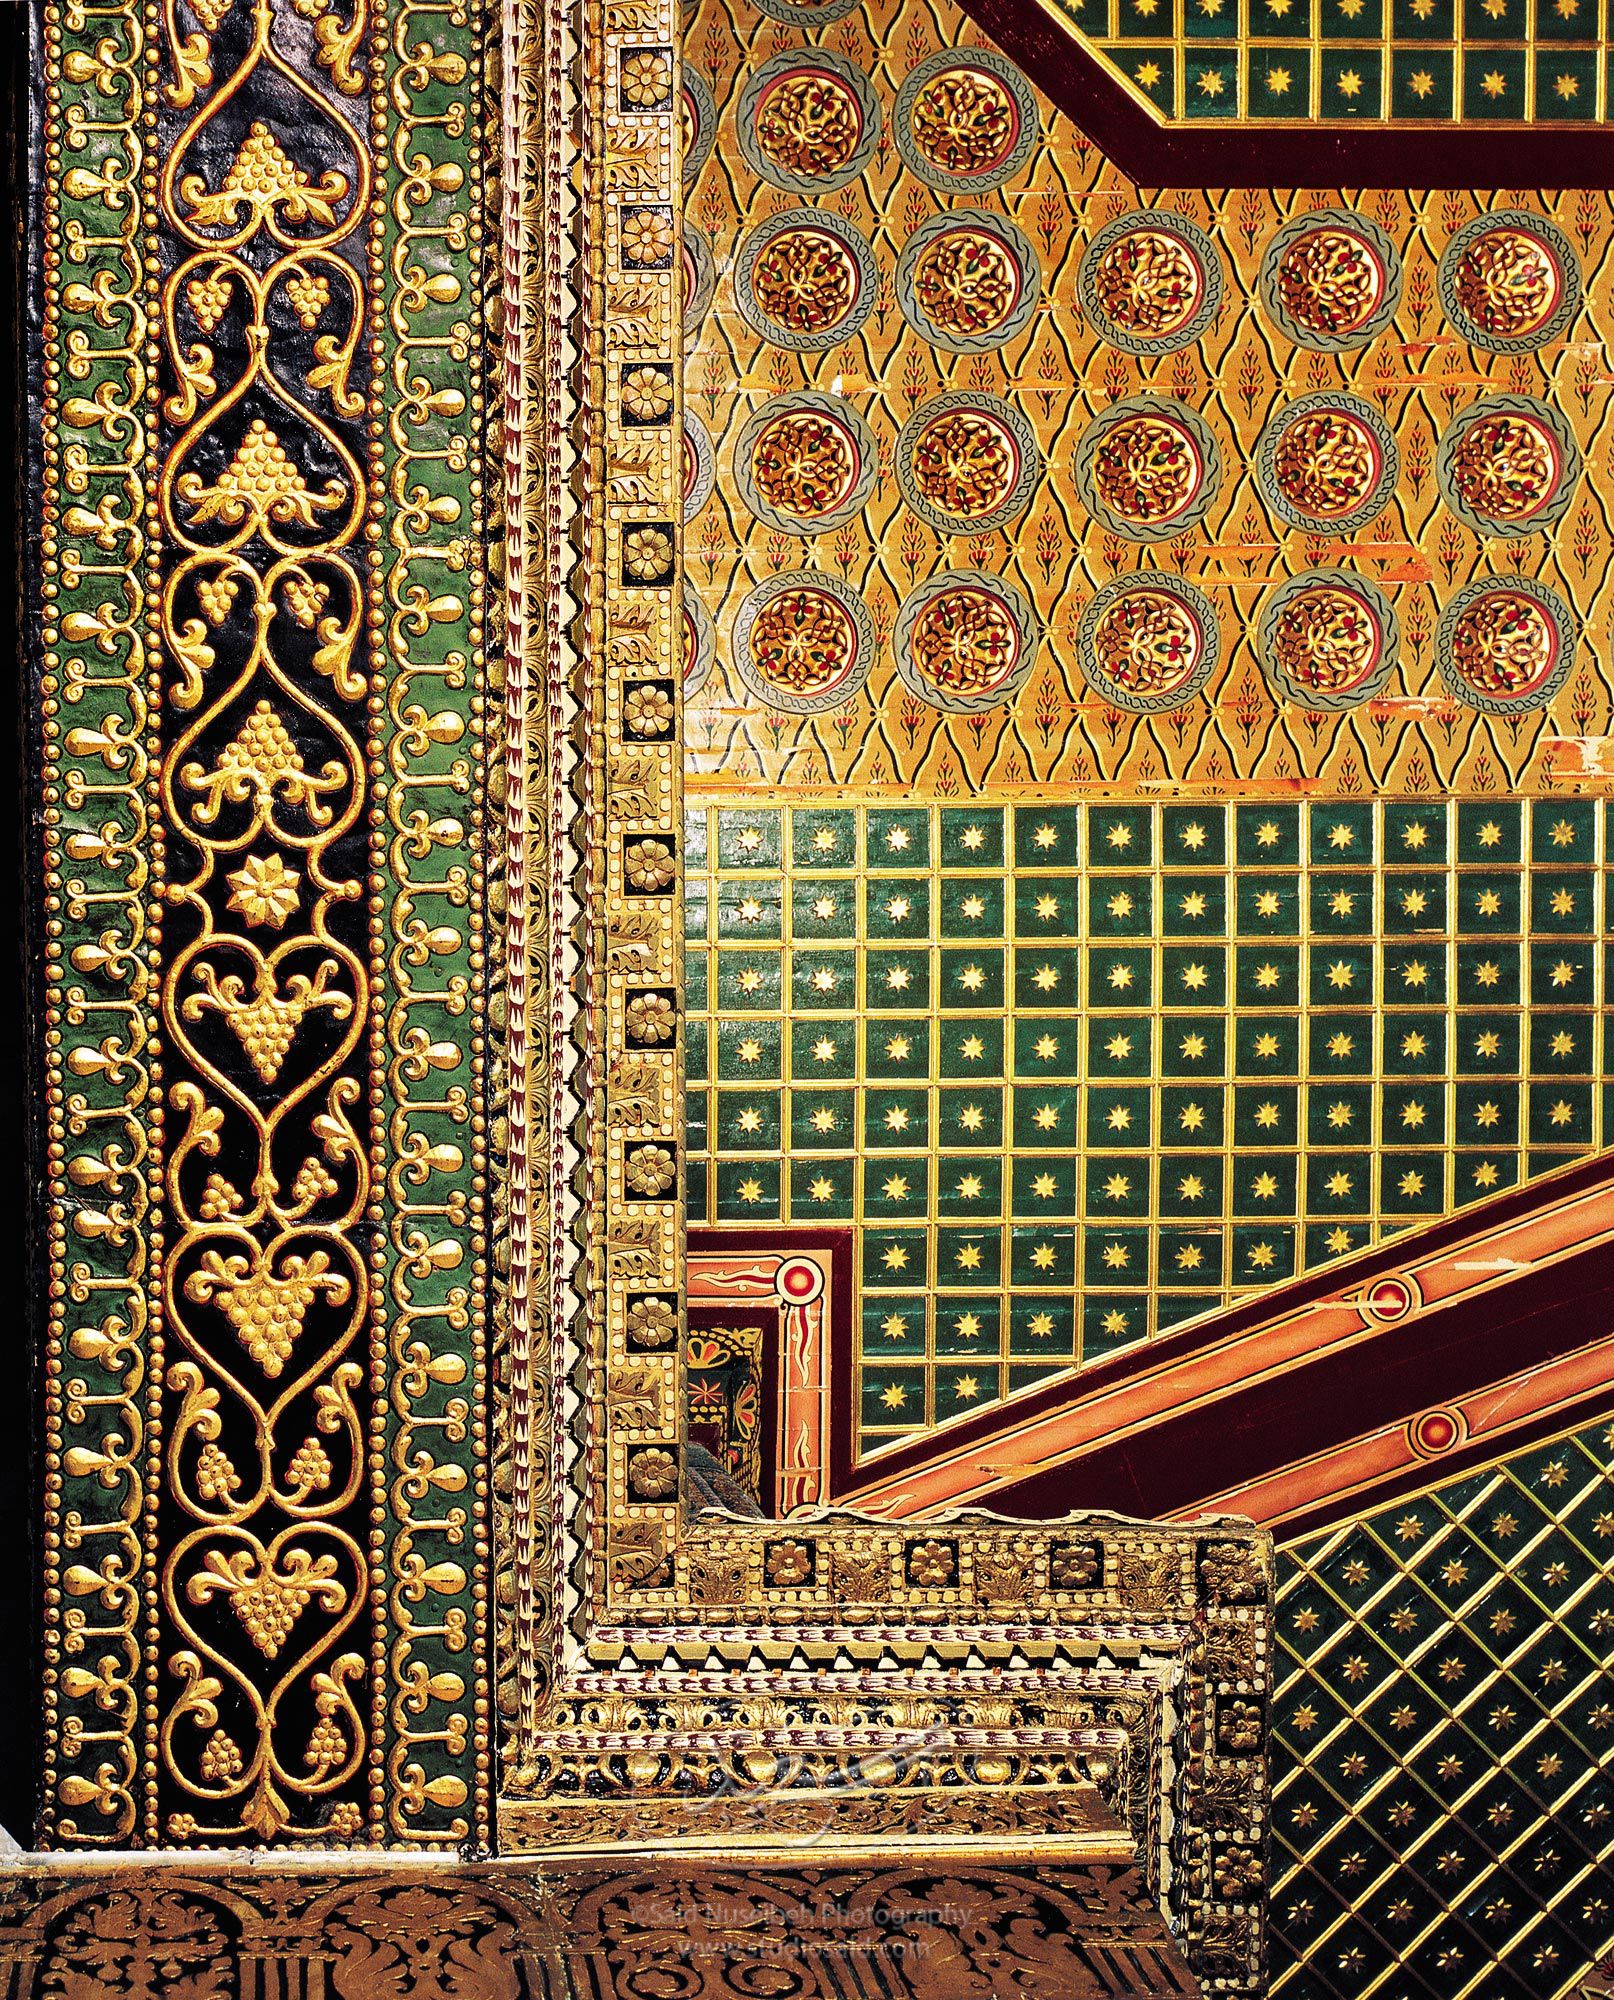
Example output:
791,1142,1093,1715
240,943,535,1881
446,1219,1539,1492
153,0,375,1844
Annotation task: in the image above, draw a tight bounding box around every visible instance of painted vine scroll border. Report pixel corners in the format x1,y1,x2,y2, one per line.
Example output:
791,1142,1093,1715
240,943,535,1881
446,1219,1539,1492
36,0,492,1850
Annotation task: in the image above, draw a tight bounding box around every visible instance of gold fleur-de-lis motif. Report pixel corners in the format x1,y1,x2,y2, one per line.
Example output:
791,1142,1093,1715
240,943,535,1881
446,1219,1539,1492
187,1544,346,1657
184,1244,351,1376
179,121,349,234
176,418,344,536
183,958,352,1085
181,699,345,825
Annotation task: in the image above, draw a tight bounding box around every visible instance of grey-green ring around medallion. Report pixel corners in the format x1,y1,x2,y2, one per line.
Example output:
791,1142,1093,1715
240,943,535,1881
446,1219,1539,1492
733,571,876,715
683,411,714,522
683,220,715,340
1438,210,1582,357
892,569,1042,714
892,47,1039,195
682,70,717,187
1435,575,1576,716
1256,392,1399,536
1435,395,1580,540
1076,573,1220,715
734,391,879,536
1073,395,1222,544
895,392,1041,536
734,208,879,353
736,48,882,193
1258,208,1402,353
1078,209,1223,357
751,0,855,24
895,208,1041,356
684,587,715,700
1257,569,1399,712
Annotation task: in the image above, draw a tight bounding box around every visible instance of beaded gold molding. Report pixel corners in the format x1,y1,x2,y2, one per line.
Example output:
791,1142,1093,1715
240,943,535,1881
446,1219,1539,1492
495,0,1272,1986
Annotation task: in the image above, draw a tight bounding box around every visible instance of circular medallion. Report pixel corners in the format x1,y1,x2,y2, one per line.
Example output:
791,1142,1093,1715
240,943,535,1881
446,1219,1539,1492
733,391,877,535
683,587,715,701
1074,396,1221,543
893,570,1040,713
733,572,875,713
752,0,856,22
1435,575,1575,714
1259,209,1402,352
737,50,881,192
1076,574,1219,714
1078,209,1223,355
1439,211,1581,354
682,411,714,522
892,49,1039,194
1436,397,1579,539
683,220,715,339
735,209,877,352
896,209,1041,354
1257,393,1398,534
895,392,1040,535
1257,569,1398,710
682,70,717,186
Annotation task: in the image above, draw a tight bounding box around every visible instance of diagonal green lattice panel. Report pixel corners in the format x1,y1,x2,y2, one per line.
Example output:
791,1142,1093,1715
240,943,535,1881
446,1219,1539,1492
1273,1418,1614,1998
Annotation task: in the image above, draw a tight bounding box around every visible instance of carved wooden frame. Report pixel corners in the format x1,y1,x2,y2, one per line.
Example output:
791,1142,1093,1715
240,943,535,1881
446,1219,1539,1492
494,0,1272,1985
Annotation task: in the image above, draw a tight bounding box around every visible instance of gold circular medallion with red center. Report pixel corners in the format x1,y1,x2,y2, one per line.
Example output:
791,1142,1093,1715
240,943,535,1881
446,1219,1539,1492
1258,570,1398,709
1437,577,1574,712
751,411,858,519
754,66,864,178
1091,588,1208,704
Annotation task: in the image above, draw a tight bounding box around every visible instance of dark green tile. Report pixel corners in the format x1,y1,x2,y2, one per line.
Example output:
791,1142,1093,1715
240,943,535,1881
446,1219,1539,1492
936,1155,1003,1217
791,808,855,869
1013,1083,1081,1147
938,1086,1003,1147
790,948,854,1011
1163,944,1226,1006
1088,1014,1153,1076
866,807,930,868
1161,1014,1226,1075
1018,875,1083,938
936,1226,1002,1287
1011,1153,1078,1215
866,948,931,1009
1161,1084,1224,1145
863,1087,929,1150
717,807,781,870
1013,1016,1082,1077
1013,803,1081,867
1461,46,1526,116
715,1157,780,1219
1013,946,1081,1007
938,875,1005,937
939,946,1004,1008
863,1297,927,1356
792,878,856,937
1084,1154,1150,1218
1237,803,1300,865
1083,1227,1150,1288
1163,805,1226,864
939,1016,1005,1077
714,1089,781,1150
936,1295,1003,1356
940,805,1005,868
865,875,930,939
1158,1152,1225,1215
1320,46,1384,113
792,1156,854,1217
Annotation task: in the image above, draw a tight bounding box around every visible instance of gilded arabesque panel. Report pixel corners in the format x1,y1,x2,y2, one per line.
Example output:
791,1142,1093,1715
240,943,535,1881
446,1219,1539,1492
37,0,492,1847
